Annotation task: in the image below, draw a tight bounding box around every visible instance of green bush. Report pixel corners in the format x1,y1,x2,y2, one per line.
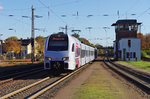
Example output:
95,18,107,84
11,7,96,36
145,50,150,53
141,51,147,58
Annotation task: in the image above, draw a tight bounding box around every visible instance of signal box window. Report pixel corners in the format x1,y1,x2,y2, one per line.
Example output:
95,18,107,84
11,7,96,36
130,52,132,58
128,40,131,47
127,52,129,58
133,52,136,58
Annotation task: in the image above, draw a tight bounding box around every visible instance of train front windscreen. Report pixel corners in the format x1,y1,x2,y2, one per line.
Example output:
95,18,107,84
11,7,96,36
47,34,68,51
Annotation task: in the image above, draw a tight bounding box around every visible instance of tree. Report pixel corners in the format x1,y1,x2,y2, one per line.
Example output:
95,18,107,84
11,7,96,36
95,43,104,55
95,43,103,49
72,33,80,40
72,33,94,47
80,38,90,45
5,36,19,41
90,44,95,47
137,33,146,50
35,36,46,57
145,34,150,50
3,37,23,57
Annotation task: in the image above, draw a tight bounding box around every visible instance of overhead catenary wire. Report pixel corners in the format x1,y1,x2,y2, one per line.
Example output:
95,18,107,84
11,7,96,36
125,0,141,13
122,0,141,19
137,7,150,18
0,13,30,26
38,0,67,24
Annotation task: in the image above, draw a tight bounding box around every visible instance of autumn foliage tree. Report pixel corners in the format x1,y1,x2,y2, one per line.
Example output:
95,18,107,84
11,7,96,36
3,36,24,57
137,33,150,50
35,36,46,57
72,33,91,46
80,38,91,46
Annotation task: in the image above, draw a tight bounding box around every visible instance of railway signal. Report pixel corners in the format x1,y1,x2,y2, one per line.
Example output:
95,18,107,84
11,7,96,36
128,40,131,47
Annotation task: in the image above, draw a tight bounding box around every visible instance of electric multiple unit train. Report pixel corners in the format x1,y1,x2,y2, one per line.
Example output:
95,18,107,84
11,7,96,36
44,32,97,71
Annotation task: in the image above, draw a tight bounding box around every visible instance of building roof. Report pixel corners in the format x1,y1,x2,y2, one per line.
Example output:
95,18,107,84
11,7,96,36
19,39,31,46
112,19,142,26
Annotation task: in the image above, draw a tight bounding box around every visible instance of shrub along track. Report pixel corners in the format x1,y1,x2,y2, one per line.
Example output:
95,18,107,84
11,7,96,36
104,57,150,94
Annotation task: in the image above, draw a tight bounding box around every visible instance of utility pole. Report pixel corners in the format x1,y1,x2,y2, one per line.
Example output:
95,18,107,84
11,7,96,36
31,6,35,63
0,34,3,56
65,25,67,34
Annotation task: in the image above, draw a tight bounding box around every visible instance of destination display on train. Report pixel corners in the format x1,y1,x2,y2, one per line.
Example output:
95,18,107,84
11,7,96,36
52,37,65,40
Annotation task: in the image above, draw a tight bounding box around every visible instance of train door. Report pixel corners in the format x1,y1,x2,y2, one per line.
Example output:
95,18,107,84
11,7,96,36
85,46,87,63
75,45,80,68
69,43,76,69
80,44,82,66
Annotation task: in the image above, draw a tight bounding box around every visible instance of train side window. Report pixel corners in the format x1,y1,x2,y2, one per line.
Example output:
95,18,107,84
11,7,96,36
77,48,80,56
72,44,74,52
81,50,85,58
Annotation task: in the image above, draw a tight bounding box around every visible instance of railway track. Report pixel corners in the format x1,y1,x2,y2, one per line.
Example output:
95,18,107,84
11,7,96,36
0,63,43,77
104,57,150,94
0,67,44,85
0,63,90,99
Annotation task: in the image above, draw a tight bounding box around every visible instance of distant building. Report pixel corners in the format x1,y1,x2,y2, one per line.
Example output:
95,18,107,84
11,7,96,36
0,40,3,60
20,39,38,58
112,19,141,61
0,40,2,55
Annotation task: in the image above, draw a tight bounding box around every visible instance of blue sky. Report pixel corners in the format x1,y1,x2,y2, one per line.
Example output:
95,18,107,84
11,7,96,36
0,0,150,46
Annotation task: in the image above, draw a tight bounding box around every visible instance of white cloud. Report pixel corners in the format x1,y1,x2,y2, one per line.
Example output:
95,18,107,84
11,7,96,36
0,6,3,10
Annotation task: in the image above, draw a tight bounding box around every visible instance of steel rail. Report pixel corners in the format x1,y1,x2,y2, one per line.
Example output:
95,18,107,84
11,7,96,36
0,63,89,99
104,57,150,92
108,58,150,81
0,77,50,99
0,68,44,85
28,64,88,99
0,67,43,80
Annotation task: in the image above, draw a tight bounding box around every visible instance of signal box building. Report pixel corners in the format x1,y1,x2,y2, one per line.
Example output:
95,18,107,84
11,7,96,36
112,19,141,61
114,38,141,61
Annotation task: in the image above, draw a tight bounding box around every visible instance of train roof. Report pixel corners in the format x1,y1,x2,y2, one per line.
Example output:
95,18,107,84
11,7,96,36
50,32,67,37
49,32,95,48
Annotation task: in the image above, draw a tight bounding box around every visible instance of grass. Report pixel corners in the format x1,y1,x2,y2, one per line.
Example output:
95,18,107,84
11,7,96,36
145,55,150,58
72,72,122,99
117,61,150,71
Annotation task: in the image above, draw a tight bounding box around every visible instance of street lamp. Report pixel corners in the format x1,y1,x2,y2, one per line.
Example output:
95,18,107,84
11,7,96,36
86,27,93,32
103,14,109,16
61,15,66,17
8,28,16,33
86,27,93,40
103,27,110,56
87,15,93,18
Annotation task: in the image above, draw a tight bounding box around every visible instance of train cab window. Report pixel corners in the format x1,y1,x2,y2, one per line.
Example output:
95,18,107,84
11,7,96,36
72,44,74,52
47,34,68,51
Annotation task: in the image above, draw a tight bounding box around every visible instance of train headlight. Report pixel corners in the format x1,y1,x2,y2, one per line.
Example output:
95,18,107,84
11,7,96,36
62,57,69,61
45,57,52,61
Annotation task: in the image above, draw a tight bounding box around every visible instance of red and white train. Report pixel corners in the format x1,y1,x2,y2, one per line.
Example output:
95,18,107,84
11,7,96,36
44,32,97,71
